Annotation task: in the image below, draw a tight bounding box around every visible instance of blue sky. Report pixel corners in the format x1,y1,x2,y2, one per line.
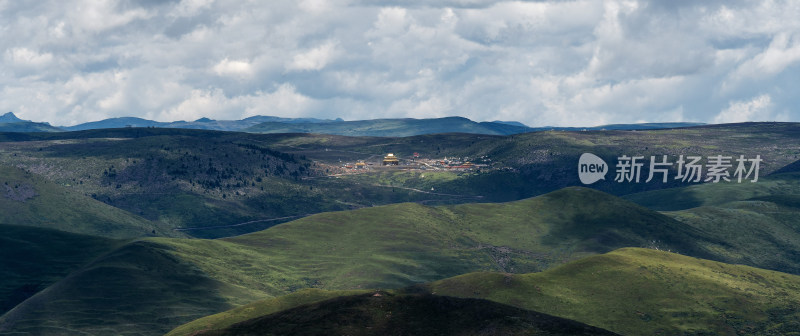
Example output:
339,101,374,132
2,0,799,126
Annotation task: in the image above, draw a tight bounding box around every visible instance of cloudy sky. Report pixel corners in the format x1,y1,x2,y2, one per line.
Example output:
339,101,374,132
1,0,799,127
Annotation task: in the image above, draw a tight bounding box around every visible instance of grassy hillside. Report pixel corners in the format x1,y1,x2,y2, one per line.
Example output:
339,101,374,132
666,198,800,274
0,187,739,335
167,290,618,336
262,122,800,201
2,123,799,238
1,123,800,335
424,248,800,335
625,171,800,211
0,132,344,238
165,288,370,336
193,293,620,336
4,184,800,335
0,131,479,238
162,187,711,296
0,225,121,315
0,164,165,238
170,248,800,336
0,240,253,336
624,172,800,274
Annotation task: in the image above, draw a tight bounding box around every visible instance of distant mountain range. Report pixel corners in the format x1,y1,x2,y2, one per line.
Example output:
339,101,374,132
61,115,343,132
242,116,537,136
244,118,706,136
0,111,705,136
0,112,62,133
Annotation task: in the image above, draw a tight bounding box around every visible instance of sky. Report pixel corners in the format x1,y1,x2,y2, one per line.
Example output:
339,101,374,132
1,0,799,127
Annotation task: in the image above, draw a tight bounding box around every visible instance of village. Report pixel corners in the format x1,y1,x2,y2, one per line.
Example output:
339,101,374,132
337,152,494,174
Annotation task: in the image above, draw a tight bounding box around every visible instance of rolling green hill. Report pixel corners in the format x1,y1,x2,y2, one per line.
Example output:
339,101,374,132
0,240,253,336
0,187,767,335
0,131,348,238
0,130,486,238
0,225,121,316
424,248,800,335
624,172,800,274
0,164,165,238
165,288,371,336
260,122,800,201
624,172,800,211
2,123,800,239
166,187,713,295
191,293,620,336
1,123,800,335
169,248,800,336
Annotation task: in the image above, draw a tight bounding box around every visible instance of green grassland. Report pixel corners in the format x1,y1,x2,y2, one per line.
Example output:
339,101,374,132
0,187,701,335
0,225,121,316
0,240,254,336
162,187,711,296
167,289,619,336
425,248,800,335
1,123,800,335
0,131,496,238
164,288,371,336
0,164,164,238
263,122,800,202
0,131,328,237
4,186,797,335
169,248,800,336
625,172,800,211
191,293,620,336
1,123,800,239
626,172,800,274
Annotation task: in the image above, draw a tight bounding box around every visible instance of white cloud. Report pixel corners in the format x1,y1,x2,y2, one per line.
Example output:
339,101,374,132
287,41,339,71
68,0,151,33
729,33,800,81
246,84,316,117
713,94,773,124
298,0,332,14
0,0,799,127
158,84,317,122
172,0,215,17
371,7,410,36
6,47,53,68
213,58,253,78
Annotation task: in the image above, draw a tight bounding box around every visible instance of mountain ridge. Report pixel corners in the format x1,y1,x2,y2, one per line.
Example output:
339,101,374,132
0,186,772,335
3,113,708,136
0,113,24,123
168,248,800,336
0,112,62,132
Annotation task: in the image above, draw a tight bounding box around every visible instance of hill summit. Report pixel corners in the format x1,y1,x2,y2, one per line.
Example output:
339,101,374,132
0,112,24,123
